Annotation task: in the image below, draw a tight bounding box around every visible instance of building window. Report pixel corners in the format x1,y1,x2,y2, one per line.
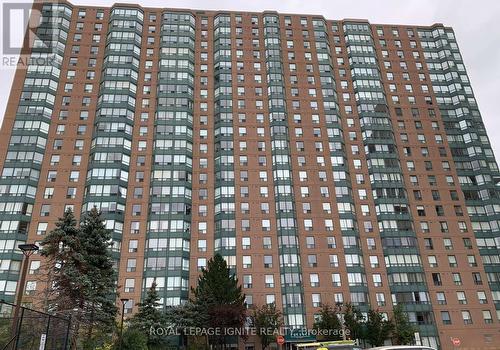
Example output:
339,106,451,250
483,310,493,324
66,188,77,199
198,240,207,252
265,275,274,288
40,205,50,217
37,223,48,235
125,279,135,293
441,311,451,325
128,240,138,253
263,237,272,249
242,256,252,269
436,292,447,305
69,171,79,182
310,274,319,287
243,275,252,288
29,261,40,274
264,255,272,268
127,259,136,272
462,310,472,325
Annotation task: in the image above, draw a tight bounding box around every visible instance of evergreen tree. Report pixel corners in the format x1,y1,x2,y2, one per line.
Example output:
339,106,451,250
129,282,168,349
252,303,283,349
40,208,80,259
313,304,342,341
343,303,365,341
392,304,415,345
165,301,209,348
165,301,208,329
365,309,394,347
40,209,83,307
191,254,246,348
78,207,118,342
40,208,84,345
40,207,118,348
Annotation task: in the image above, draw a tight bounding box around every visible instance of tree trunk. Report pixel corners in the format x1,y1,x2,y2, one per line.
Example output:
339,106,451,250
87,302,95,340
72,318,80,350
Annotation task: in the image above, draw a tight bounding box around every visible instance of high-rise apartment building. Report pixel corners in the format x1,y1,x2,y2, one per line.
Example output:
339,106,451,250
0,1,499,348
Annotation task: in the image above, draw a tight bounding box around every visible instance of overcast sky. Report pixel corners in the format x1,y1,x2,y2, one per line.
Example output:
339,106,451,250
1,0,499,154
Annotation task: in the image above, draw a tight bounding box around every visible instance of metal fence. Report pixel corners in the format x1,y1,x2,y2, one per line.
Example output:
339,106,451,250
0,300,71,350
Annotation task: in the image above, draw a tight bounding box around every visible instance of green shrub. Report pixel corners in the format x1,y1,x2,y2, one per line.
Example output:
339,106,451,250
114,328,148,350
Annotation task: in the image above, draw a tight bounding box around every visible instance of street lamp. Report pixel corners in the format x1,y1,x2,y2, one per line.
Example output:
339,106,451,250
10,243,39,349
119,298,129,350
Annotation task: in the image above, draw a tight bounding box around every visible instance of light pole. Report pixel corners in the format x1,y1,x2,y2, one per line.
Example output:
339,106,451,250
119,298,129,350
10,243,39,349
